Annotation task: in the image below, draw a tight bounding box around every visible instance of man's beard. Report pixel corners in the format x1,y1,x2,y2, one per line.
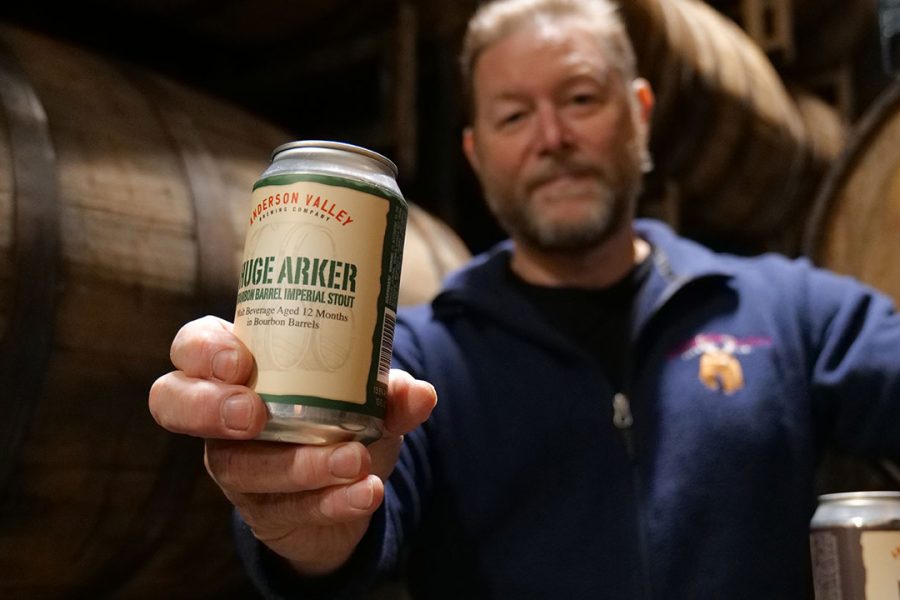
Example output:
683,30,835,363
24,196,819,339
485,150,643,252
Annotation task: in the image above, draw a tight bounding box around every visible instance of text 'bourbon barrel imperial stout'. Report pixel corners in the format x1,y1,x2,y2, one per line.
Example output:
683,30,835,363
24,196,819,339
234,140,407,444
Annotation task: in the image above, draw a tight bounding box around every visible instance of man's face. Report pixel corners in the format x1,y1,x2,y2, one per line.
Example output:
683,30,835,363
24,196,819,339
463,19,649,252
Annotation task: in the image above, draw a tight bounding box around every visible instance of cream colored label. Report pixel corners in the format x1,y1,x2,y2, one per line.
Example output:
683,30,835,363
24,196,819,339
234,177,392,406
860,531,900,598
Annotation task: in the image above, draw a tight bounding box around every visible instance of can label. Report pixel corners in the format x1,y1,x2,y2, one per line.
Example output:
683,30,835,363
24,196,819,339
233,173,405,417
811,528,900,599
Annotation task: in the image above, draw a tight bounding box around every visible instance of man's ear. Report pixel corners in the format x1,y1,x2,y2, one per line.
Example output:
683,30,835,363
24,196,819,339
632,78,655,124
462,126,481,175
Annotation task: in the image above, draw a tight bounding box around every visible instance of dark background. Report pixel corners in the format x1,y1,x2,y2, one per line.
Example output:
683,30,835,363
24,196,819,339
0,0,509,252
1,2,898,598
1,0,894,255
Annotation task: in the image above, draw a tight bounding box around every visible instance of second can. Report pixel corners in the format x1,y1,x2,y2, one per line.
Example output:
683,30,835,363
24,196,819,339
810,491,900,599
233,140,407,445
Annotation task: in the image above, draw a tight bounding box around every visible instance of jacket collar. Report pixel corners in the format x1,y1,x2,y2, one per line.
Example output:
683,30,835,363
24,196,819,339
630,219,734,341
432,219,733,346
635,219,735,283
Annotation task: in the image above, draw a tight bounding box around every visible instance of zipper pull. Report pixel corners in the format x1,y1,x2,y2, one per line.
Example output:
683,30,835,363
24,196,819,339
612,392,634,429
613,392,637,462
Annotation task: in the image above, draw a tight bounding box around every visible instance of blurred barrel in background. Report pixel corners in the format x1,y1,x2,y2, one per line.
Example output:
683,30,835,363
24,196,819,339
0,25,468,598
400,202,471,306
805,79,900,307
621,0,848,254
0,24,267,599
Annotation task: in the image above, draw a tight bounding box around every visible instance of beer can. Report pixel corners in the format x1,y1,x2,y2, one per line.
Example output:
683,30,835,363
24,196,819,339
809,491,900,599
233,140,407,445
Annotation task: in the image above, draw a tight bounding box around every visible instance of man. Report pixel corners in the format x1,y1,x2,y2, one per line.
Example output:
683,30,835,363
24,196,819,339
149,0,900,597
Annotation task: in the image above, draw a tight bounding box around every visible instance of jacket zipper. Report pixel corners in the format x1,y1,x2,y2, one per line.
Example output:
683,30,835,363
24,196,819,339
613,391,652,600
616,248,704,599
613,247,686,600
612,392,635,448
605,247,722,598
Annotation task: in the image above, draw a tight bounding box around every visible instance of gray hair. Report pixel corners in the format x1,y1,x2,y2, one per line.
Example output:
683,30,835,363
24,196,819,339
460,0,638,120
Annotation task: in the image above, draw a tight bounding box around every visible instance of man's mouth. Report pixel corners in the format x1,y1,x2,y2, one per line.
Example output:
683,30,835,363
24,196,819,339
531,172,596,197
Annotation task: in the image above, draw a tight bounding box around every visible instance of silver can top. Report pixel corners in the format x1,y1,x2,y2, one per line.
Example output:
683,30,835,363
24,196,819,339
272,140,398,177
264,140,402,201
812,491,900,529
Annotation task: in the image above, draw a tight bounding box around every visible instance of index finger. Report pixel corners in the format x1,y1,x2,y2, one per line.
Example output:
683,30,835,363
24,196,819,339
170,315,254,384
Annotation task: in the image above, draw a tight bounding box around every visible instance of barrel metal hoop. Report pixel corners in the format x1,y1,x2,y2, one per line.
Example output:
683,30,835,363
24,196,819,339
70,67,234,595
0,39,59,501
142,72,238,318
803,80,900,259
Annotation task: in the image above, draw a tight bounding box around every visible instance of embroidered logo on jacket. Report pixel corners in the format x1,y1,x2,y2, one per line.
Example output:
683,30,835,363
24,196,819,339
672,334,772,395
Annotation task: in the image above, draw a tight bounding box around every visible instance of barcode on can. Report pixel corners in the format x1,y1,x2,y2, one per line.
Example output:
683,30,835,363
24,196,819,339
377,309,396,385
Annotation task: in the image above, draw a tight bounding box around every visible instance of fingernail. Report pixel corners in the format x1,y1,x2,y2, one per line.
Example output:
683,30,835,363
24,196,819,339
223,394,253,431
329,444,362,479
347,477,375,510
212,349,238,381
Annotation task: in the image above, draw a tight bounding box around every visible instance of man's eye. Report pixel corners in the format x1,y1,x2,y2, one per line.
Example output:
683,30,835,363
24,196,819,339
498,111,525,126
569,93,599,105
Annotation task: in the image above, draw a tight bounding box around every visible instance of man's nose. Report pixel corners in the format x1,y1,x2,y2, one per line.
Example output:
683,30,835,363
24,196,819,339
534,104,571,152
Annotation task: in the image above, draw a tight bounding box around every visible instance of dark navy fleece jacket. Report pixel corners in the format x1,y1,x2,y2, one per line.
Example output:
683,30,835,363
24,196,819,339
236,219,900,599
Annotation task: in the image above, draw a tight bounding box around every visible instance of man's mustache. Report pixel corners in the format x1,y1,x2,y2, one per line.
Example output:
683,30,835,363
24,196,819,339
523,157,607,193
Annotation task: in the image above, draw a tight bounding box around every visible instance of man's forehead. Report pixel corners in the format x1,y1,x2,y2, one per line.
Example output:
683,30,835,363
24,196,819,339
484,17,609,57
473,21,616,91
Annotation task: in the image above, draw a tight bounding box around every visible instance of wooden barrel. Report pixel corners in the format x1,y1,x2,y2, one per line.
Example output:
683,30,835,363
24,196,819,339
0,26,468,598
399,202,471,306
803,79,900,494
620,0,847,253
804,79,900,304
764,87,850,253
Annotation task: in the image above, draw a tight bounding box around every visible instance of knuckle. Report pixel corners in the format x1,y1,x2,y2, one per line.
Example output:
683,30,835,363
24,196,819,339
179,378,209,414
194,329,223,371
243,492,310,533
148,374,179,429
171,318,223,374
272,498,319,536
150,372,224,437
205,442,242,490
148,376,168,423
286,493,325,526
169,322,195,364
236,488,362,535
289,446,331,490
233,495,277,532
221,446,252,490
388,369,414,394
315,490,340,522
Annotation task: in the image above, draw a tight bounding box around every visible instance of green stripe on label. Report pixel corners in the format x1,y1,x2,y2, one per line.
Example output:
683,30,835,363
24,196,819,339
261,392,385,417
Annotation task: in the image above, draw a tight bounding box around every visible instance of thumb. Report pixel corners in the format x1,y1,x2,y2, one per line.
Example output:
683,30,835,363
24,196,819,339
383,369,437,436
